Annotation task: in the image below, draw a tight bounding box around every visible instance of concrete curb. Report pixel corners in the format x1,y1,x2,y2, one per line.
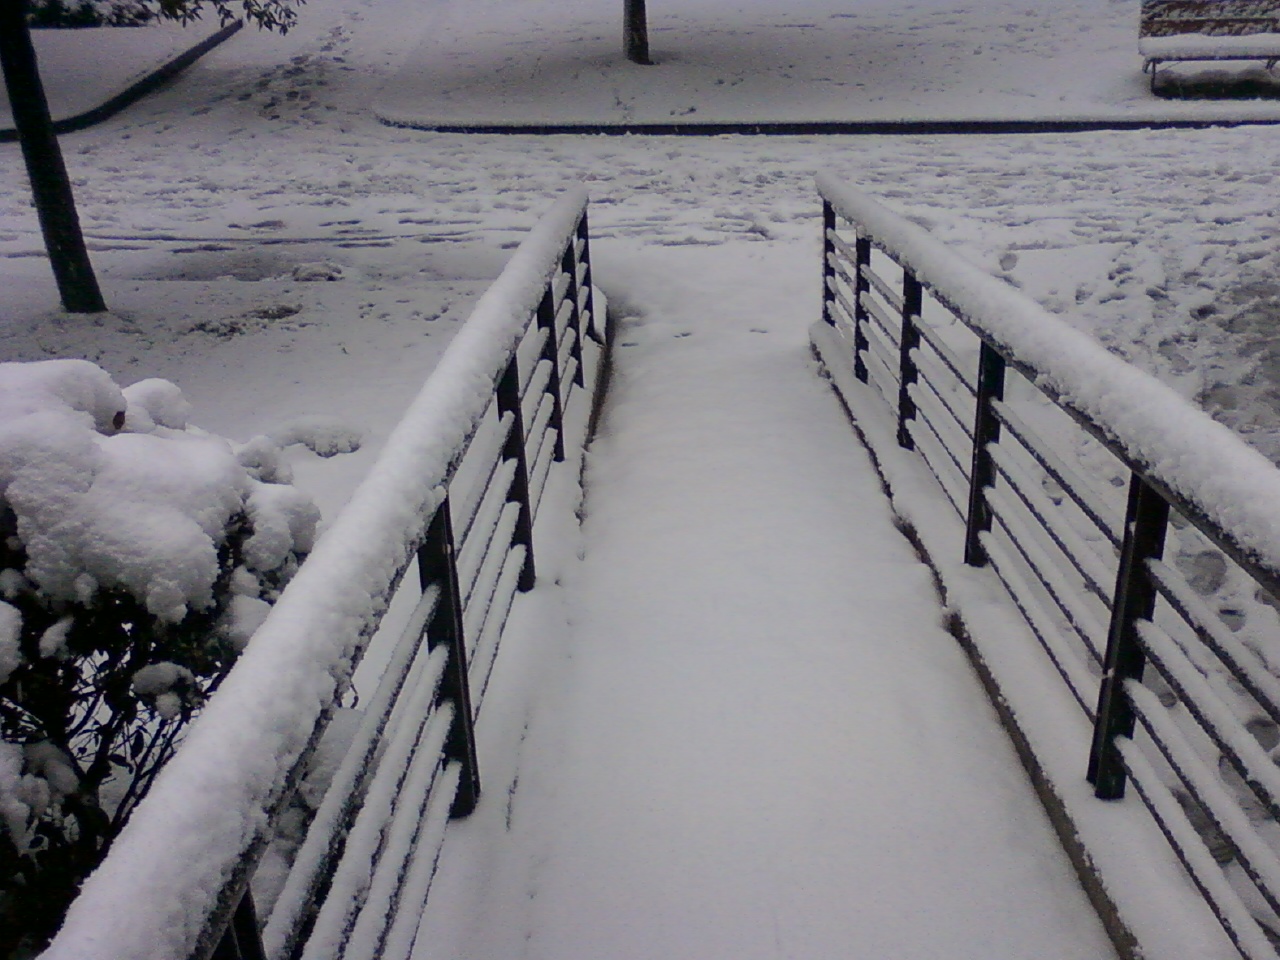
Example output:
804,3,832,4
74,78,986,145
0,19,241,143
379,115,1280,136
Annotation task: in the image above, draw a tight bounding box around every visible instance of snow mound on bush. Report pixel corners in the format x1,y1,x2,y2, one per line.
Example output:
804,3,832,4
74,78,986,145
0,361,323,623
270,415,363,458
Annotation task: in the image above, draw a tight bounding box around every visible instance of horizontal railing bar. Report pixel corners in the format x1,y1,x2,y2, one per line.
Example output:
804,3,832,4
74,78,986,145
261,585,443,959
986,486,1110,666
904,416,968,520
980,531,1100,718
373,761,461,960
454,412,516,549
529,422,559,519
1127,682,1280,920
337,704,454,960
913,320,977,397
558,327,578,378
470,546,526,706
298,654,449,960
1137,619,1280,823
828,259,860,308
861,289,901,348
1117,738,1280,960
989,442,1115,606
863,262,904,315
551,269,570,307
911,350,974,443
825,227,860,274
560,355,581,406
992,399,1121,550
456,458,518,605
906,378,971,468
461,505,522,652
519,326,550,396
523,359,554,427
862,345,900,410
825,275,859,329
555,298,574,340
1148,559,1280,732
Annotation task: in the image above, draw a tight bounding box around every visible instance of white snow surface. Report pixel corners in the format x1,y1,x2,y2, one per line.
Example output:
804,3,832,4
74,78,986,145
417,242,1114,960
3,0,1280,957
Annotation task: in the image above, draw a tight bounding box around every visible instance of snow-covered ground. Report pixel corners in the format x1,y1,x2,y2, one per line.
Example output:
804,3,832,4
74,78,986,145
3,0,1280,955
0,18,229,132
3,0,1280,482
377,0,1280,127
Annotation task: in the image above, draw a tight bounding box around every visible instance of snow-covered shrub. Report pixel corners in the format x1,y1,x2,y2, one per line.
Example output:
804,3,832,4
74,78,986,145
26,0,152,27
0,360,322,957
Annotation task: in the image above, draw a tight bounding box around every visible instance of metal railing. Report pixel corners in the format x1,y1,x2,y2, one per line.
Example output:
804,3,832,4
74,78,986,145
814,172,1280,960
40,188,607,960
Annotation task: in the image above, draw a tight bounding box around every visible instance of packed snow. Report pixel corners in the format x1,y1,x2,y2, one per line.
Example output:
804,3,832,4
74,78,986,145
4,0,1280,957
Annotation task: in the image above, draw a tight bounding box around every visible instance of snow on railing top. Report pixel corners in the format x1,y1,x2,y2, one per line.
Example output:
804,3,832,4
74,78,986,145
39,187,590,960
815,171,1280,589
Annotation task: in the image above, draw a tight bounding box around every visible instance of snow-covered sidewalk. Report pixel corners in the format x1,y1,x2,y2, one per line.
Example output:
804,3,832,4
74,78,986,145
416,242,1116,960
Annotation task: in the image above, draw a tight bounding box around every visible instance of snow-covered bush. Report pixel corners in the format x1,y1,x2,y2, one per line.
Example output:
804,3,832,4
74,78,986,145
26,0,152,27
0,360,321,957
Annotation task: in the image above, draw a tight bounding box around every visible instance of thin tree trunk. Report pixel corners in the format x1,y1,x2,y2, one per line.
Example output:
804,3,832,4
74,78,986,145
0,0,107,312
624,0,650,64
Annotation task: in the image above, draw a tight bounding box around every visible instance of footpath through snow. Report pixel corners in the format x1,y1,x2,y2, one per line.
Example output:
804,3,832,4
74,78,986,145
415,242,1116,960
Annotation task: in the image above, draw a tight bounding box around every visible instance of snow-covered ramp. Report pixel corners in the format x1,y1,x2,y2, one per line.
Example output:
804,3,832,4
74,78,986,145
417,241,1116,960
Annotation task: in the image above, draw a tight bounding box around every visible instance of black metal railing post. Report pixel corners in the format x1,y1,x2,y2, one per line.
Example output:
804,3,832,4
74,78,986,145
853,235,871,384
537,288,568,462
419,499,481,818
210,890,266,960
821,201,837,329
497,356,537,592
1088,474,1170,800
897,271,923,449
578,211,602,345
964,342,1007,567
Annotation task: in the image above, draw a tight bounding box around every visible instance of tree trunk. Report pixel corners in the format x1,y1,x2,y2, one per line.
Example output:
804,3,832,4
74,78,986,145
0,0,107,312
624,0,650,64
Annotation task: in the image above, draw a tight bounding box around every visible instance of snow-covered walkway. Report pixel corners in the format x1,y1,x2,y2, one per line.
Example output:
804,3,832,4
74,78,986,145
417,242,1116,960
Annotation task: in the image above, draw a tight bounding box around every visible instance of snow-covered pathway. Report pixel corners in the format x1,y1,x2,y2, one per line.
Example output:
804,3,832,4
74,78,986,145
416,242,1116,960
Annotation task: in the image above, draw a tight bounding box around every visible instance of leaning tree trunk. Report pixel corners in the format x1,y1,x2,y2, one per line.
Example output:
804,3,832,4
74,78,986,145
0,0,106,312
624,0,650,64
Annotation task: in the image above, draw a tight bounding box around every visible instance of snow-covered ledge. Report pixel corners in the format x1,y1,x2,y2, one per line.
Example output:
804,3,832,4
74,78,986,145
1140,33,1280,60
39,187,591,960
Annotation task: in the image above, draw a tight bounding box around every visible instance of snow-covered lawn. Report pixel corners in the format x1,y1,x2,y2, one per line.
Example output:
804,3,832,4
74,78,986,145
376,0,1280,126
2,0,1278,493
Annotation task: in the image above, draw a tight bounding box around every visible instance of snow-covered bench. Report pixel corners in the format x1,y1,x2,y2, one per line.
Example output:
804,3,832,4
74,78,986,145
1141,0,1280,83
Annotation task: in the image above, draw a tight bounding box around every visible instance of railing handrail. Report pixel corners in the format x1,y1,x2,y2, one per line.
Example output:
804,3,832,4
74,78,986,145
816,171,1280,599
39,187,592,960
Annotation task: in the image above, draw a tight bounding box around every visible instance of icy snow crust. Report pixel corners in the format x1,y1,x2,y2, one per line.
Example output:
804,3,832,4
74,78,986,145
818,172,1280,586
39,191,587,960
